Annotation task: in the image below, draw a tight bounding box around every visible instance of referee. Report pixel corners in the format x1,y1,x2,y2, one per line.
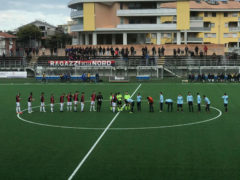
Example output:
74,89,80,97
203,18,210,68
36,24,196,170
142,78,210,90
96,92,103,112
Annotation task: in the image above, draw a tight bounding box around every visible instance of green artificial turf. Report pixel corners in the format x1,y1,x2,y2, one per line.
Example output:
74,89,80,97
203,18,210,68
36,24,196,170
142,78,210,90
0,81,239,180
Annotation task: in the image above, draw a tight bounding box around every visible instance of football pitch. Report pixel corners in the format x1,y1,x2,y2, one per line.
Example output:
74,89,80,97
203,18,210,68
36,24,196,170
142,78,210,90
1,81,240,180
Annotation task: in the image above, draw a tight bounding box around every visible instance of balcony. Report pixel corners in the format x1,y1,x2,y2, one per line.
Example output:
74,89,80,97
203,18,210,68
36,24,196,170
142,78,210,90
117,24,177,31
190,17,203,21
68,0,82,8
71,10,83,19
173,16,203,21
229,27,240,32
189,27,211,32
117,8,176,17
173,37,203,43
71,24,83,32
187,37,203,42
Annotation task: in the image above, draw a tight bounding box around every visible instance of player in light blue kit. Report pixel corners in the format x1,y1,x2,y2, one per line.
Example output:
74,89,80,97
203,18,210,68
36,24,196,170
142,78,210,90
222,93,228,112
177,94,183,112
159,92,164,112
187,92,194,112
203,95,211,112
197,93,201,112
136,93,142,112
165,99,173,112
127,98,135,113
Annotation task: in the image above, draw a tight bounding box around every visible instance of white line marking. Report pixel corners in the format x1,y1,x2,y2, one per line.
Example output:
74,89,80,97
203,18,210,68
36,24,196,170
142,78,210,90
3,82,240,86
67,84,142,180
17,105,222,131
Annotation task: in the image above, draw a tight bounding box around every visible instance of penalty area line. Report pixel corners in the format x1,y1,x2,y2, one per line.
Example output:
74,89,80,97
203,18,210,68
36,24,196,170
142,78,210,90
67,83,142,180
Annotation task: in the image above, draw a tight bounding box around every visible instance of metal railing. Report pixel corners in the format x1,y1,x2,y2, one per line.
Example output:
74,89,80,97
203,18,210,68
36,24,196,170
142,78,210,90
0,60,25,68
117,8,176,17
190,27,211,31
70,24,83,31
229,27,240,32
70,10,83,19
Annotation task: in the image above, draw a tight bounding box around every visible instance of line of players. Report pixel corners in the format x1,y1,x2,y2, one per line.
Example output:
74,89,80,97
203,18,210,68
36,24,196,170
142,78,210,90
15,91,229,114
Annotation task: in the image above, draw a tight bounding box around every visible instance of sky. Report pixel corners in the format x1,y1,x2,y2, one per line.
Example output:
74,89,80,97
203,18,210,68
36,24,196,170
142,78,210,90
0,0,71,31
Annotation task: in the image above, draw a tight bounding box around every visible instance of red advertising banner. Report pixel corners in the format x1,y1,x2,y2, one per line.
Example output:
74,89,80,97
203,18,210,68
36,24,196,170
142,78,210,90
48,60,115,67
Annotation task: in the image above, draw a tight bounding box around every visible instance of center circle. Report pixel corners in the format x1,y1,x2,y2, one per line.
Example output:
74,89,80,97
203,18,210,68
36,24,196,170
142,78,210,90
17,103,222,131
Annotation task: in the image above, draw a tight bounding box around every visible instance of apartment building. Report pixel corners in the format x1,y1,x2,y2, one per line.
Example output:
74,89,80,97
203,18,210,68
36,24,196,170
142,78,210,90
0,32,16,56
68,0,240,47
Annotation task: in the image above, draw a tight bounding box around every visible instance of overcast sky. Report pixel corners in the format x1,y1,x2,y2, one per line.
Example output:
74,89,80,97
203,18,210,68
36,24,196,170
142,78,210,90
0,0,71,31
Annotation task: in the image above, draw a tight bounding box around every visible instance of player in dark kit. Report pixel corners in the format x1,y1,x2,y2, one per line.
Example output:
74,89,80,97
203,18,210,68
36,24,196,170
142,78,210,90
96,92,103,112
90,92,96,112
73,91,79,112
80,92,85,112
60,93,65,112
66,93,73,112
112,93,118,113
40,92,46,112
16,93,22,114
50,94,54,112
28,92,34,114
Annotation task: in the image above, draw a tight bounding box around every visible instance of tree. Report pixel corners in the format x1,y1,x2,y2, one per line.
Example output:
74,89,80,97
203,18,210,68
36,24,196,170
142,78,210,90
17,24,42,48
45,32,72,50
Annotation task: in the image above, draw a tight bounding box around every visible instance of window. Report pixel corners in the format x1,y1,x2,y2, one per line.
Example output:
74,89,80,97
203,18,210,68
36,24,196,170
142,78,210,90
151,33,157,39
224,12,228,17
120,17,124,24
162,33,171,38
204,12,208,17
120,3,123,9
212,12,216,17
232,13,238,17
224,33,237,38
204,33,216,38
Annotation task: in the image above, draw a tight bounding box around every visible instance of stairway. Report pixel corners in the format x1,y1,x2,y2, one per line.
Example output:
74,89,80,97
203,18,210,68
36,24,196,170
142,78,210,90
163,67,181,78
157,57,165,66
28,55,38,68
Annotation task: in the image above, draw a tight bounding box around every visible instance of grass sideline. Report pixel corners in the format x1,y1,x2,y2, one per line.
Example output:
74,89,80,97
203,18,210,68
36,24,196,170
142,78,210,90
0,81,240,180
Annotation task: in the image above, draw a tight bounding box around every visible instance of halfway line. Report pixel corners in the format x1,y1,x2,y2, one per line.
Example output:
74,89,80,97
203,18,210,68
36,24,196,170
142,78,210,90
67,83,142,180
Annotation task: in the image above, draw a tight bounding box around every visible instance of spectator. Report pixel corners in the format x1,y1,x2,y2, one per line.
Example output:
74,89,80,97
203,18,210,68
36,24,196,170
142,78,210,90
173,49,177,56
161,46,165,56
158,47,161,57
103,47,106,55
204,45,208,56
145,53,149,66
152,46,156,56
36,48,39,56
177,48,181,55
185,46,189,56
42,47,46,56
130,46,135,56
195,46,199,55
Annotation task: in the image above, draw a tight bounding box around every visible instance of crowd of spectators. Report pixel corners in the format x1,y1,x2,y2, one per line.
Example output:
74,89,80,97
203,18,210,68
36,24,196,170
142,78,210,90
65,45,211,60
188,72,240,82
173,45,208,57
65,47,131,60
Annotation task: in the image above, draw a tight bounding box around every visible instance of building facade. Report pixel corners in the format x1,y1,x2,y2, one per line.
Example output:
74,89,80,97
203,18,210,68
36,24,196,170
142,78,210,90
0,32,16,56
68,0,240,47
